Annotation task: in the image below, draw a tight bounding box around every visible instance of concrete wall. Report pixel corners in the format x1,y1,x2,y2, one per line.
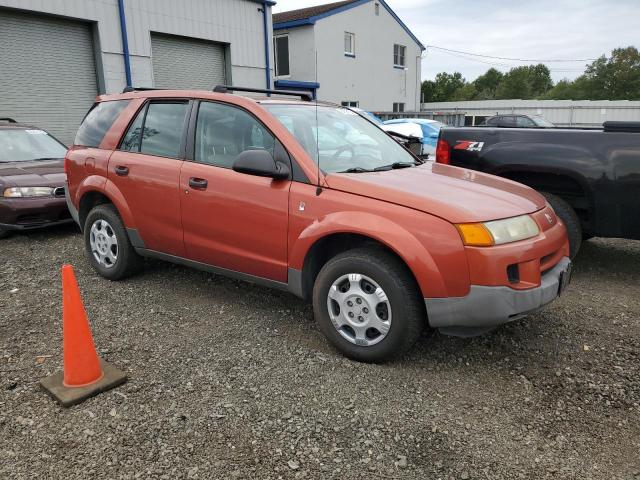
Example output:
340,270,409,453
421,99,640,127
276,1,422,111
0,0,273,93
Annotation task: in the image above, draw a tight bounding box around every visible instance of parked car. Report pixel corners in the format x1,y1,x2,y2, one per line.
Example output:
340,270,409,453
479,114,555,128
348,107,383,125
381,118,444,157
436,121,640,257
65,86,570,362
0,118,71,238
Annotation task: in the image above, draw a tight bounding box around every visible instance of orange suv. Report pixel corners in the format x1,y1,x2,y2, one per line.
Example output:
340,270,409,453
65,86,571,362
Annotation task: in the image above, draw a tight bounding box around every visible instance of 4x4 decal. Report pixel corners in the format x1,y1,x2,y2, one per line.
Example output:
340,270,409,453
454,140,484,152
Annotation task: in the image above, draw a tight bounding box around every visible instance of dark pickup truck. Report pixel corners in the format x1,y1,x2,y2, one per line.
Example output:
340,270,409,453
436,121,640,257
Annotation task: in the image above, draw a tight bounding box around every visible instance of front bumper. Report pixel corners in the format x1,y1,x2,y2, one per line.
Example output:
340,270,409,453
0,195,72,231
425,256,571,337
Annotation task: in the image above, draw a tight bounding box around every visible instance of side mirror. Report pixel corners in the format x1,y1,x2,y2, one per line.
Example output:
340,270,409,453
429,132,439,139
232,149,290,180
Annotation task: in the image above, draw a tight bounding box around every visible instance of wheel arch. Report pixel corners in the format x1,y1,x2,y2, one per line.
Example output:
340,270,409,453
290,212,447,301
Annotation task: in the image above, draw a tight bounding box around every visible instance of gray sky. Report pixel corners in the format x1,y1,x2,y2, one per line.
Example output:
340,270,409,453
272,0,640,83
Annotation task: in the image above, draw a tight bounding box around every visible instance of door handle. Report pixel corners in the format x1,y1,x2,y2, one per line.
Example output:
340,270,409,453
188,177,208,189
114,165,129,176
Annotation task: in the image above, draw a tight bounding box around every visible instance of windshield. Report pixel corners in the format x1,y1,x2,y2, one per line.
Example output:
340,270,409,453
532,116,555,128
0,129,67,162
263,104,416,173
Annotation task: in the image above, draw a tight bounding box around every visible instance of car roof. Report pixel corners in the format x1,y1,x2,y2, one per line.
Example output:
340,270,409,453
97,89,321,107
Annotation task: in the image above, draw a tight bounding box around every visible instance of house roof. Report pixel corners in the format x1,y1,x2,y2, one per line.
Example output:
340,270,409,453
273,0,359,24
273,0,425,51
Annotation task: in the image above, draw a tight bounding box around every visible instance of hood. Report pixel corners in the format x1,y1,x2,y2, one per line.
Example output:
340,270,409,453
0,159,66,188
325,162,546,224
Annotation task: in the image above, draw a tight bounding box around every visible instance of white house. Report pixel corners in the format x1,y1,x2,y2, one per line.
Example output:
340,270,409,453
273,0,424,112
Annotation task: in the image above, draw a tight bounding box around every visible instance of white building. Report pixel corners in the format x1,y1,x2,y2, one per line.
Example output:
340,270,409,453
0,0,276,143
273,0,424,112
420,99,640,128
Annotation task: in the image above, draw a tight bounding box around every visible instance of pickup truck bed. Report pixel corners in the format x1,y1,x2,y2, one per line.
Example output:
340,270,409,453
436,121,640,256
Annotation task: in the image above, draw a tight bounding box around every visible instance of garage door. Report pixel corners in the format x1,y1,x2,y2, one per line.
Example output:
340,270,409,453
151,33,226,90
0,9,98,145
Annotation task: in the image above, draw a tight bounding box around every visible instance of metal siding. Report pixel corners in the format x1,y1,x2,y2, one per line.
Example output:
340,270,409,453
0,8,98,144
150,33,226,89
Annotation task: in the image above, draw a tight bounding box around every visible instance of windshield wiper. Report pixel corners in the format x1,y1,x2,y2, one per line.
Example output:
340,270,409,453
373,161,417,171
31,157,62,161
338,167,374,173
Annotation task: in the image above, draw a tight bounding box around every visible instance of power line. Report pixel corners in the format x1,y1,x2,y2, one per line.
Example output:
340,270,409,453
432,49,586,73
425,45,597,63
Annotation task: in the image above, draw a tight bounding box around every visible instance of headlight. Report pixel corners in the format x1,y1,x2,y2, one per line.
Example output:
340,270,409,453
456,214,540,246
3,186,54,198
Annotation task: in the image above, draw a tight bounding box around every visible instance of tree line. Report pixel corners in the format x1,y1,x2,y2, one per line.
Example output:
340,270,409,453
421,46,640,103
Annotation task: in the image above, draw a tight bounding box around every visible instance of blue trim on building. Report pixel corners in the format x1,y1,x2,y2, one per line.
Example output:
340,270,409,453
273,0,424,51
274,80,320,100
117,0,132,87
260,1,272,89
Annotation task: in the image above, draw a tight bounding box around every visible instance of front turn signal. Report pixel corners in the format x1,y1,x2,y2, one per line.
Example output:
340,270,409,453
455,223,495,247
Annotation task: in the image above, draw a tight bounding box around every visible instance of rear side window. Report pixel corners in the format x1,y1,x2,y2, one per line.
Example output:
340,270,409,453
119,101,189,158
74,100,129,147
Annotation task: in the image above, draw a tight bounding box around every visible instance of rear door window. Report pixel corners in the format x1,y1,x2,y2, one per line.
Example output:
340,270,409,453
119,101,189,158
75,100,130,147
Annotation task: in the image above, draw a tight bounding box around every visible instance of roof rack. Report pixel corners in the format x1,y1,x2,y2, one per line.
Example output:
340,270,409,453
213,85,312,102
0,117,17,123
122,86,165,93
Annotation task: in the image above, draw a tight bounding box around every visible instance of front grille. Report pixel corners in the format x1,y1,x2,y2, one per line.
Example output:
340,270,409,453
53,187,65,197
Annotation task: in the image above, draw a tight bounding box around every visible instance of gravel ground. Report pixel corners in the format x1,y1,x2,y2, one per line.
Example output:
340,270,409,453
1,225,639,479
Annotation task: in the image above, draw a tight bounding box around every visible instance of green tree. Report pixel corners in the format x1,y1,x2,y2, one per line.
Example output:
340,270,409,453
496,66,531,99
422,72,467,102
473,68,503,99
582,46,640,99
539,47,640,100
421,79,436,103
527,64,553,97
452,83,478,101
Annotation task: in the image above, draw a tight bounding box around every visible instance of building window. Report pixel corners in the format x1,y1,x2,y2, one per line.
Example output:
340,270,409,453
341,101,359,108
274,35,290,77
375,3,380,15
393,44,406,67
344,32,355,57
393,102,405,113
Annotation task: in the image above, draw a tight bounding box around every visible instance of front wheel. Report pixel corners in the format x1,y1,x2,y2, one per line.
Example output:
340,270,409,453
312,248,425,363
84,204,142,280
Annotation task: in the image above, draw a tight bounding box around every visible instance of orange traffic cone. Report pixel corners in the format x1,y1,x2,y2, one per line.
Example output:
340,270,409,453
41,264,127,407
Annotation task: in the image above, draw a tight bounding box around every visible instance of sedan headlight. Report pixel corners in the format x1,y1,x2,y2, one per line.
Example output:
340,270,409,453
3,186,54,198
456,214,540,247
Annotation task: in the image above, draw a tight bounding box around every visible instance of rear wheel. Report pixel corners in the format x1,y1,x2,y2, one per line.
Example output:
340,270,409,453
312,248,425,363
541,191,582,259
84,204,142,280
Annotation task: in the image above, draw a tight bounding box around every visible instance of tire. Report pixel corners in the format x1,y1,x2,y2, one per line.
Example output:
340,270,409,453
84,204,142,280
312,247,425,363
0,227,10,239
541,192,582,259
